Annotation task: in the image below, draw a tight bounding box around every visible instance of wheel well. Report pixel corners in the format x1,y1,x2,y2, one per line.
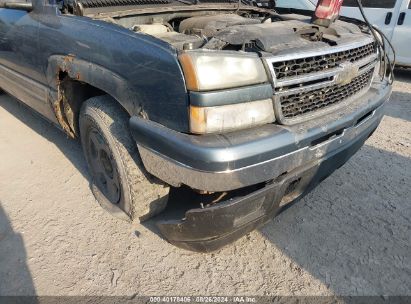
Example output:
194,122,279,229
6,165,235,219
56,72,106,138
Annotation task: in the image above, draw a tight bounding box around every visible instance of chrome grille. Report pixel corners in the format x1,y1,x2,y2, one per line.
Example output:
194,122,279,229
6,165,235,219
280,69,374,119
265,38,378,124
272,42,376,80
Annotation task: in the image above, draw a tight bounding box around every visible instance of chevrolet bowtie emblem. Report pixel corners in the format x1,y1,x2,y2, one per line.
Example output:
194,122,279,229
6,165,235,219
336,62,360,85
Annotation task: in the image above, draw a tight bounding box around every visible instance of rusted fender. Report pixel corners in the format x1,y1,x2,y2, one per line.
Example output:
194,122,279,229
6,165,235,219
47,55,139,116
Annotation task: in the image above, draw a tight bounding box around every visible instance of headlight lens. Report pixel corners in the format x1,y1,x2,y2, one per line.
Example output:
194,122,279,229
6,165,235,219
190,99,275,134
179,51,269,91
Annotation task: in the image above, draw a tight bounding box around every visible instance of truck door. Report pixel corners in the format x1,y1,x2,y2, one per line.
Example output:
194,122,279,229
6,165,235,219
390,0,411,66
0,4,57,123
340,0,403,42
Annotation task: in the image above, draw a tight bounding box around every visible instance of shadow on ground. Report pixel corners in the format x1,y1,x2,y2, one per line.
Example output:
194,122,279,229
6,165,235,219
387,69,411,122
259,144,411,295
0,94,90,180
395,68,411,82
0,204,36,296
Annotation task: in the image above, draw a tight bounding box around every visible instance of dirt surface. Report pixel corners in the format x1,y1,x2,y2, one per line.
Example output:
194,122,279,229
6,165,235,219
0,71,410,297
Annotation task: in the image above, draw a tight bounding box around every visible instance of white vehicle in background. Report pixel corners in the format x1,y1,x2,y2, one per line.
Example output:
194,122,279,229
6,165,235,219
340,0,411,67
274,0,316,10
300,0,411,67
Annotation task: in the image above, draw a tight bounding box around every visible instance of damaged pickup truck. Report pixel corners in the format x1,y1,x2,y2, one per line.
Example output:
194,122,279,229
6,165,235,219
0,0,393,251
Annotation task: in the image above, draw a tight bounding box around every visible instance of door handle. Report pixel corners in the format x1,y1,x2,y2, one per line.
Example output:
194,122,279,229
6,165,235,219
385,12,393,24
398,12,406,25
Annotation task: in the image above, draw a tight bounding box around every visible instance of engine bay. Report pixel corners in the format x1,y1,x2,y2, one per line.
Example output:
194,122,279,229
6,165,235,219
94,10,368,54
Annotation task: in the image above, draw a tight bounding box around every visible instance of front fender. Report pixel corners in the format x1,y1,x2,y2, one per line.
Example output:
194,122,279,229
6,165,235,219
39,13,190,132
47,55,139,116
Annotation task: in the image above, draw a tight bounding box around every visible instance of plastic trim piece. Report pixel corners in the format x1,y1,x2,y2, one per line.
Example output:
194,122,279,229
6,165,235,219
189,84,273,107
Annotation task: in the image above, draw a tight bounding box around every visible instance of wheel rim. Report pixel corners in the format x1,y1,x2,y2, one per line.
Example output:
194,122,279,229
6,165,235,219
87,128,121,204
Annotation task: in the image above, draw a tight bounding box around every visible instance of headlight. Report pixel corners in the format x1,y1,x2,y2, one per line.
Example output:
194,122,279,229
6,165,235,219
179,51,269,91
190,99,275,134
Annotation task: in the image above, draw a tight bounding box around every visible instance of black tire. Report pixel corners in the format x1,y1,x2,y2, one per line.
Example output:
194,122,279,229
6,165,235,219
79,95,169,222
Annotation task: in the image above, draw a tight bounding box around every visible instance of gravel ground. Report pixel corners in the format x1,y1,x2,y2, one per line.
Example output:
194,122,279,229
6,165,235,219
0,71,410,297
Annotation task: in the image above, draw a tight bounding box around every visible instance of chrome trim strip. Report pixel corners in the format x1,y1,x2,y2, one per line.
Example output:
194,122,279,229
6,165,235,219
276,78,336,97
275,59,376,97
276,67,341,89
275,53,378,90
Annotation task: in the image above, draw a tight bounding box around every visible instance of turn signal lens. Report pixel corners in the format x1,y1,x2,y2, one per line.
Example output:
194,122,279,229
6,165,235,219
179,53,200,92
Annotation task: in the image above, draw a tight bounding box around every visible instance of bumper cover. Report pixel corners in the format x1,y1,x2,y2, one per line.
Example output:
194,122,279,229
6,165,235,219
130,81,391,192
129,81,391,252
157,124,379,252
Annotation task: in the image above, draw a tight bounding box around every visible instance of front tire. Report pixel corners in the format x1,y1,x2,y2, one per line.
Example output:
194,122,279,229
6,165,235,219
79,95,169,222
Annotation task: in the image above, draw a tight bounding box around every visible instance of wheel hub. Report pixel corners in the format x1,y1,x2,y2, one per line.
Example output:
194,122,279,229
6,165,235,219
87,129,121,204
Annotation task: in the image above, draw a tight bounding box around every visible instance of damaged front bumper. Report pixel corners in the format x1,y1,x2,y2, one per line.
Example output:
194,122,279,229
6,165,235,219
129,81,391,252
156,131,373,252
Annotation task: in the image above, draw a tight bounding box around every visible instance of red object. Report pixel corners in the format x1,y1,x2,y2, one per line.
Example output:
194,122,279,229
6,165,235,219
314,0,344,21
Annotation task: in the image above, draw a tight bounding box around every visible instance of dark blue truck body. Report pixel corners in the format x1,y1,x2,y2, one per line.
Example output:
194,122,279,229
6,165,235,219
0,0,392,251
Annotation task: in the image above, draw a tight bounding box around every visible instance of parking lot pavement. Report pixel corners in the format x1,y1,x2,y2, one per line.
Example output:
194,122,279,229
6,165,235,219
0,71,410,296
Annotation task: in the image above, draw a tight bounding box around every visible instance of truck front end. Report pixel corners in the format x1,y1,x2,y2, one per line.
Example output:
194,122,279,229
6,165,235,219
94,0,393,251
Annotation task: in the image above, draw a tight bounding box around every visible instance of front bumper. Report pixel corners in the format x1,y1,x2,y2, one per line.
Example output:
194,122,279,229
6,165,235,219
129,81,391,252
130,81,391,192
130,80,391,252
157,127,375,252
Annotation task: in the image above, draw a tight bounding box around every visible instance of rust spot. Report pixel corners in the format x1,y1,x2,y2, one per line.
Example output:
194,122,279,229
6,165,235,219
53,72,76,139
63,54,76,63
53,95,76,138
